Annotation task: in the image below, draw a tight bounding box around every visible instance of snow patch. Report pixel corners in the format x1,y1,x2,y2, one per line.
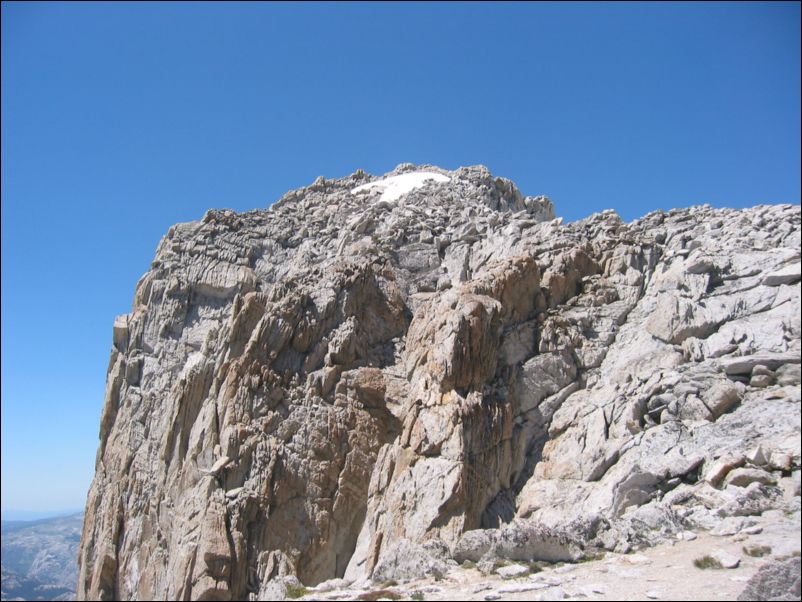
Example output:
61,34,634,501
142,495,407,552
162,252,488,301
351,171,450,203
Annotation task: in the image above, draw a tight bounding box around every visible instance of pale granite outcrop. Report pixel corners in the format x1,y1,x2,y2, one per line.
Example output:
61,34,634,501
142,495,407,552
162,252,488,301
77,165,800,600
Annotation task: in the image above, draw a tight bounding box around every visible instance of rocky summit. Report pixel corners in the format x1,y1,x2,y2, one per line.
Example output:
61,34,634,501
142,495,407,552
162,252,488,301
77,164,801,601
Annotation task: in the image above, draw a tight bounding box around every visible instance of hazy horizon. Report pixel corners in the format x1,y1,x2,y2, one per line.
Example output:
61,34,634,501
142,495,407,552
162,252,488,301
1,508,84,523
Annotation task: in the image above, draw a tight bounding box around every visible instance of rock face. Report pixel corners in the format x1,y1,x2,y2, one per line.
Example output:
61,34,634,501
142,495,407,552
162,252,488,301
77,164,801,600
738,557,802,601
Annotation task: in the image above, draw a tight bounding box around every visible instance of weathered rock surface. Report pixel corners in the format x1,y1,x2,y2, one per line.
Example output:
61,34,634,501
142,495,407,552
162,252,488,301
453,521,583,564
77,164,801,600
738,557,801,601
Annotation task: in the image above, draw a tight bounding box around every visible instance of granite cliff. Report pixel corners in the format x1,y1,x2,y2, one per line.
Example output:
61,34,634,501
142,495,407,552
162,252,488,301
77,165,801,600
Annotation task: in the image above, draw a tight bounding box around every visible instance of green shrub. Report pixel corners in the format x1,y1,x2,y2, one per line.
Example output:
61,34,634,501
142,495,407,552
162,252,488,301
526,561,545,573
693,555,723,570
743,545,772,558
493,558,510,568
578,551,606,563
285,584,309,599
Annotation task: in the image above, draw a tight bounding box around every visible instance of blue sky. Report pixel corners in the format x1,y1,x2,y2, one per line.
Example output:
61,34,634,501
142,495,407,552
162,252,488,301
1,2,799,516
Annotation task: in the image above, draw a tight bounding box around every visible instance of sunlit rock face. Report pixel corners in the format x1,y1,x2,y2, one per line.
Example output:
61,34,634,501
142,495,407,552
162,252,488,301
77,163,801,600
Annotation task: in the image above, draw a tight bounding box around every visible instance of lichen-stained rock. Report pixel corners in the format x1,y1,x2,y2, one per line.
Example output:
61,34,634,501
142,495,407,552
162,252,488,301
737,557,802,601
78,165,801,600
453,520,584,563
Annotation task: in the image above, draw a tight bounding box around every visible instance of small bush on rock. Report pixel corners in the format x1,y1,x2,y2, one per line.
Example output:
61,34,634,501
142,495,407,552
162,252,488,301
693,555,723,569
743,545,772,557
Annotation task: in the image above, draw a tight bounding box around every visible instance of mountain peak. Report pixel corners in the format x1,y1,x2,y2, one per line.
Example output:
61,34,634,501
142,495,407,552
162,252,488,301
77,167,800,600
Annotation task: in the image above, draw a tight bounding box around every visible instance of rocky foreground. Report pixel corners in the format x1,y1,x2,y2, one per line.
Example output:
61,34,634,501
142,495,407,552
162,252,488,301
77,165,800,600
277,508,800,601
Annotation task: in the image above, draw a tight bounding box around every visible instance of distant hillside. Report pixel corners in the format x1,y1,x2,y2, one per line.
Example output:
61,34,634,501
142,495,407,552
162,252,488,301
1,513,82,601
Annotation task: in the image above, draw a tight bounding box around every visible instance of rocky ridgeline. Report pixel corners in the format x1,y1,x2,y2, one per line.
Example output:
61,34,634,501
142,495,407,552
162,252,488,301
76,164,801,600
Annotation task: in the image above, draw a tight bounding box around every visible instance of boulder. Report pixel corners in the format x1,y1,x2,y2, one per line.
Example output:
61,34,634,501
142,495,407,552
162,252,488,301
371,539,449,582
737,557,801,601
762,263,801,286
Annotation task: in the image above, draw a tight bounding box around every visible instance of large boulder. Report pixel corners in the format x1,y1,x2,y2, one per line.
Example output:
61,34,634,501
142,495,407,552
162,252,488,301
737,557,801,601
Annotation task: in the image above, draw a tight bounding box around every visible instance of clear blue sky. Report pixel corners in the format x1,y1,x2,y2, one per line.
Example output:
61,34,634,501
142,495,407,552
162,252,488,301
2,2,799,516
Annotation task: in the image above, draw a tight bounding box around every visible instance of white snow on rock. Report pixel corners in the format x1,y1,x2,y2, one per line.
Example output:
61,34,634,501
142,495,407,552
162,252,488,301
351,171,450,202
